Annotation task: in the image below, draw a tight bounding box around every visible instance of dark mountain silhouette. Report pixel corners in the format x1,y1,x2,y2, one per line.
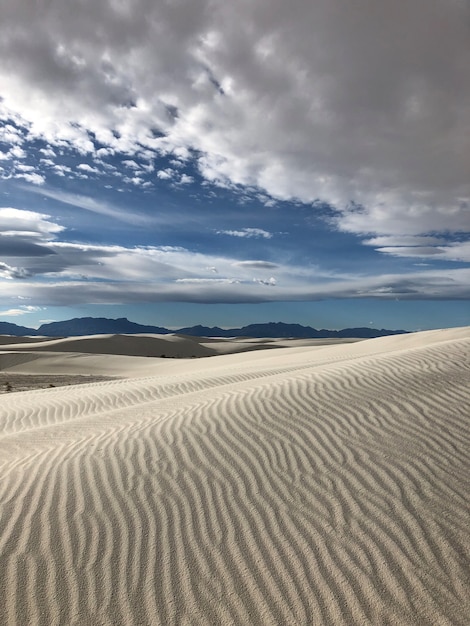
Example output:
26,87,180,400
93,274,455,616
0,317,408,339
177,322,407,339
176,325,228,336
31,317,406,339
36,317,170,337
0,321,40,336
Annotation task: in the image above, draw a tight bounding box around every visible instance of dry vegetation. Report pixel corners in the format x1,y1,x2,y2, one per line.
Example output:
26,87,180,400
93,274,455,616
0,373,117,394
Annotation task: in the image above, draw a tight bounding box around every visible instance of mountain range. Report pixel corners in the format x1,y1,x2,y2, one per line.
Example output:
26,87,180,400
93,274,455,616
0,317,408,339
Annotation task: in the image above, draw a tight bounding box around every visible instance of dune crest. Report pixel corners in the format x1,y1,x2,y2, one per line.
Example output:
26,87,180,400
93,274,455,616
0,327,469,624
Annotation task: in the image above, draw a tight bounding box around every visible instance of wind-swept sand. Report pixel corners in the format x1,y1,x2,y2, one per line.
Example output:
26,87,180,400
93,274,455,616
0,327,469,624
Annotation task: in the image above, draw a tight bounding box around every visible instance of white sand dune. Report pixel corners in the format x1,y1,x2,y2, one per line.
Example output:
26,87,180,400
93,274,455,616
0,327,469,624
0,333,362,380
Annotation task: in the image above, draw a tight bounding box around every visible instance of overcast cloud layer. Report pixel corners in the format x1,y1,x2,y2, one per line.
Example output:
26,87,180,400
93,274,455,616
1,0,470,236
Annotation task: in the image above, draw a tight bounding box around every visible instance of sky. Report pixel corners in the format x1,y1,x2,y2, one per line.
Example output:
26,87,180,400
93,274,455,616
0,0,469,331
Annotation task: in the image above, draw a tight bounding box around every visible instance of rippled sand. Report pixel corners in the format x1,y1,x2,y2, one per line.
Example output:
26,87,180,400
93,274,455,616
0,327,469,624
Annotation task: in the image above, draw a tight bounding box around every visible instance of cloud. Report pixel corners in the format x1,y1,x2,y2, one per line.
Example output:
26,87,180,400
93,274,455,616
25,186,150,224
0,261,30,279
0,124,24,145
375,241,470,262
0,238,57,257
1,0,468,244
253,277,277,286
7,146,26,159
0,305,42,317
2,268,469,307
122,160,140,169
157,168,174,180
0,206,469,310
233,261,278,269
377,247,445,258
77,163,100,174
39,147,56,158
52,165,72,177
0,207,64,238
363,236,447,247
178,173,193,185
217,228,273,239
14,172,45,185
175,278,240,285
361,234,470,262
334,196,470,237
0,308,32,316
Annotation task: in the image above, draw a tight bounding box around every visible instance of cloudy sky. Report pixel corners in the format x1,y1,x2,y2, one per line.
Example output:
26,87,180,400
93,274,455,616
0,0,469,330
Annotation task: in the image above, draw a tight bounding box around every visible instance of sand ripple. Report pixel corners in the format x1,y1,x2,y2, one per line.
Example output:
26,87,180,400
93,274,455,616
0,329,469,624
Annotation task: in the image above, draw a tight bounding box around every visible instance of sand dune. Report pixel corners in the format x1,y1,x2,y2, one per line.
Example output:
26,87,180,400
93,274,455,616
0,332,301,360
0,327,469,624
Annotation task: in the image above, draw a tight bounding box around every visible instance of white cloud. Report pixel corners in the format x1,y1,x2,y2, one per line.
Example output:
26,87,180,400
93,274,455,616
0,308,30,316
95,147,114,159
39,158,55,167
9,146,26,159
376,241,470,262
378,246,445,258
253,277,277,286
361,234,470,262
175,278,240,285
0,305,42,317
53,164,72,176
179,174,193,185
217,228,273,239
0,207,64,238
0,124,24,144
39,147,56,158
77,163,100,174
19,172,45,185
122,160,140,169
334,195,470,237
2,207,468,306
363,236,447,247
157,168,174,180
233,261,278,269
26,186,149,224
0,0,468,244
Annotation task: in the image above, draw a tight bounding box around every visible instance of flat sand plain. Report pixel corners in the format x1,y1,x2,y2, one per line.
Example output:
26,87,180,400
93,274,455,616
0,328,469,625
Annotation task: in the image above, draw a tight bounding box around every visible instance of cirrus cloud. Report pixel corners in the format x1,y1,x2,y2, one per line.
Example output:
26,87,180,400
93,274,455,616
217,228,273,239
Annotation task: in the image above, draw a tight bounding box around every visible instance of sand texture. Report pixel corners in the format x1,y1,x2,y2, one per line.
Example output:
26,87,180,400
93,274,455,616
0,327,469,625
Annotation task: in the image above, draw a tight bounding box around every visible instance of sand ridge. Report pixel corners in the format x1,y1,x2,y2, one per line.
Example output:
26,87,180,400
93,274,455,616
0,327,469,624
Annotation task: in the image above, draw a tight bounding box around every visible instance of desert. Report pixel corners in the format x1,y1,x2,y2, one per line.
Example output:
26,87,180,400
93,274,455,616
0,327,468,625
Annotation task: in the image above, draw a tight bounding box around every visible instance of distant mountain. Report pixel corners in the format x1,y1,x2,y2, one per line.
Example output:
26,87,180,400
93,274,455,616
0,317,408,339
181,322,407,339
176,325,228,336
0,321,40,336
233,323,323,338
176,322,318,338
37,317,170,337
